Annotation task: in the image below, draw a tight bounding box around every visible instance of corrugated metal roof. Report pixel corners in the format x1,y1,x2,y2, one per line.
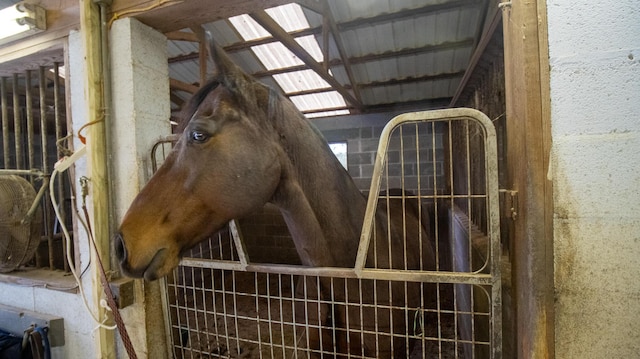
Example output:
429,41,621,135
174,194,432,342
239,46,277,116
167,0,489,118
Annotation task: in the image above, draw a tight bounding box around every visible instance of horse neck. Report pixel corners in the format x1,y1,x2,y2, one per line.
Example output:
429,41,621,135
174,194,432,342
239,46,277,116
270,110,367,268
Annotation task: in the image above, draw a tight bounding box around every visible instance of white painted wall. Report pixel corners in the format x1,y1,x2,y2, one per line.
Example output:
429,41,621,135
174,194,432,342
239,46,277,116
547,0,640,357
109,17,171,359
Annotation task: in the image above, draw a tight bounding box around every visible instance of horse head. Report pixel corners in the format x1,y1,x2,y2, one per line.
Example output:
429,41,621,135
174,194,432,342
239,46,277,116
115,35,283,280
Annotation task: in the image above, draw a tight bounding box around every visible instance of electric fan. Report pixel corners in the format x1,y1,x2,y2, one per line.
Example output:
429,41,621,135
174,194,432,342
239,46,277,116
0,175,42,273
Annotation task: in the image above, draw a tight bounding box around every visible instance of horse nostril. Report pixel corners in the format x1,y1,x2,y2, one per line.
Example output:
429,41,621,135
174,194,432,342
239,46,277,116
114,232,127,262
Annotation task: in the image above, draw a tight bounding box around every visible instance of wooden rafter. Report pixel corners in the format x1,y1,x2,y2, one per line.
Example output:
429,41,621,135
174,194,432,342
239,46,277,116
337,0,483,31
319,0,362,105
169,40,474,77
170,78,199,94
249,9,362,110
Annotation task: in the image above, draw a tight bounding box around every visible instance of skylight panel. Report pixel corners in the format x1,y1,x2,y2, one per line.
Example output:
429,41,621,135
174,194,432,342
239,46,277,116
227,3,350,118
306,110,351,119
228,14,269,40
273,70,330,93
251,42,303,70
265,3,310,32
290,91,347,112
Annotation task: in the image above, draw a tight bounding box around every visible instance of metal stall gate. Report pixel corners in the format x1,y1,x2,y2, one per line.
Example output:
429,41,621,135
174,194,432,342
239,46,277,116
160,108,501,358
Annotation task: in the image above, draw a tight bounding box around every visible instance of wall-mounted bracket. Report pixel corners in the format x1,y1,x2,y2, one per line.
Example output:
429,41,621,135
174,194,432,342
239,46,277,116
500,189,519,221
0,304,64,347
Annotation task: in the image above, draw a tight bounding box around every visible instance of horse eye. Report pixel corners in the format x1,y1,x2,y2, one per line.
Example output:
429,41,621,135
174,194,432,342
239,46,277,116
190,131,208,143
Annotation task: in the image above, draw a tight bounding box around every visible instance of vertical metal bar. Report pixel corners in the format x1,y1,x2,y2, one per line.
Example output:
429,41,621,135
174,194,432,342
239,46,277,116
39,67,49,174
37,67,55,270
172,267,185,355
1,77,9,168
13,74,22,170
277,273,286,357
221,269,231,355
231,271,241,356
415,123,425,271
289,274,299,358
25,71,35,173
53,63,62,156
254,272,263,358
266,273,275,358
210,268,222,355
229,219,249,267
53,63,69,273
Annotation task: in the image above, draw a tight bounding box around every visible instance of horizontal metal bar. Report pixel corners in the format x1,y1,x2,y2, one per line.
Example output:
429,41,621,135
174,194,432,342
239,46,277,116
0,169,46,177
179,257,493,284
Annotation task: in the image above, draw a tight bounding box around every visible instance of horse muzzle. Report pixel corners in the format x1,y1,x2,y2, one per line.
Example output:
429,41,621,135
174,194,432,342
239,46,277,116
113,231,160,281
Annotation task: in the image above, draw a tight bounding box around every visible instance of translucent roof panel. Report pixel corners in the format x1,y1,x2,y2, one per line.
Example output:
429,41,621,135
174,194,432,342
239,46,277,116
228,14,269,40
290,91,347,112
228,3,350,117
265,3,310,32
273,69,330,93
306,109,351,119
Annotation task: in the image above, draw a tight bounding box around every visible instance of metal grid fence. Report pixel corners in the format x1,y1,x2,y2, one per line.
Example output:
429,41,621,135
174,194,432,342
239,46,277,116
0,65,74,272
161,108,501,358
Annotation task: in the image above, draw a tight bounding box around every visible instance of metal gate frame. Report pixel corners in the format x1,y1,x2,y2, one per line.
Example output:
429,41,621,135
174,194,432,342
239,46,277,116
162,108,502,358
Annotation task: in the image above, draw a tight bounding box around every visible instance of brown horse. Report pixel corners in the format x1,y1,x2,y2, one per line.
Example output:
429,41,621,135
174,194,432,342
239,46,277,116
115,34,436,357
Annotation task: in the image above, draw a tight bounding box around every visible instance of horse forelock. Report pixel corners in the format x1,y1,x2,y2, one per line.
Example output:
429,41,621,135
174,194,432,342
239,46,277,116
176,78,221,133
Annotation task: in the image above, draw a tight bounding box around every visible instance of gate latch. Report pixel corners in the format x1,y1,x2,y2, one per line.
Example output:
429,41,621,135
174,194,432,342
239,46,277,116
499,189,518,221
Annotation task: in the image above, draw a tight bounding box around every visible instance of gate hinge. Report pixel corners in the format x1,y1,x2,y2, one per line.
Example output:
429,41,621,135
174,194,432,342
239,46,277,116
499,189,519,221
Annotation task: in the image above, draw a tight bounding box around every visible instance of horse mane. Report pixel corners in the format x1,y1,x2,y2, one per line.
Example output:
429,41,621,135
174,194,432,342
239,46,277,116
177,76,288,134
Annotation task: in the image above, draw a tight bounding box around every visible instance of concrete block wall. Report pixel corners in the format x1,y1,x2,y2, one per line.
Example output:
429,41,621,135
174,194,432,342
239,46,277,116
110,18,172,359
319,114,446,194
547,0,640,357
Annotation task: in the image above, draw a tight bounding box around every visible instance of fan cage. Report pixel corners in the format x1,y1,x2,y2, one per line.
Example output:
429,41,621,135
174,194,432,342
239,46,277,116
0,65,76,274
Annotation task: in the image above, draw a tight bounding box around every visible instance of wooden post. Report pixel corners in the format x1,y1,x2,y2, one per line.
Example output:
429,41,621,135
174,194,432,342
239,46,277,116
502,0,554,358
79,0,116,358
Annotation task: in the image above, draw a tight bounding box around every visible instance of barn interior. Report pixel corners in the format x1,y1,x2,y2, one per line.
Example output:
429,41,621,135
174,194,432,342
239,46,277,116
4,0,635,358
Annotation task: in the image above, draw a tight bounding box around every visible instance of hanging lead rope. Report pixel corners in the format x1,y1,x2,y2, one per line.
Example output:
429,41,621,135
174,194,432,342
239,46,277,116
81,194,138,359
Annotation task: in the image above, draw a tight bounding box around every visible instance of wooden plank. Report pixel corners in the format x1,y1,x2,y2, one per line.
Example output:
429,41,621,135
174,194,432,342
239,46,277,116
170,78,199,94
110,0,294,33
79,0,115,358
501,0,554,357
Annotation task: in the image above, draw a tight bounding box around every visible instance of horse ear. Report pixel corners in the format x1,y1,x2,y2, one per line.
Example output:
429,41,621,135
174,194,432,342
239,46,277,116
206,31,251,91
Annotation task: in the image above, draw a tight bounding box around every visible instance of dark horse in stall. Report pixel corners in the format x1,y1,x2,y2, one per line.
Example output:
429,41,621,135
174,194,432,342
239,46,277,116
115,34,436,358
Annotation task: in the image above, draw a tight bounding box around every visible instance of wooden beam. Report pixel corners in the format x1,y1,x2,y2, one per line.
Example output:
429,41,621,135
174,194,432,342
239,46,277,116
79,0,115,357
189,26,208,84
357,71,465,89
449,2,502,106
249,9,362,109
285,70,464,96
337,0,483,31
320,0,362,104
110,0,294,33
502,0,554,357
165,30,199,42
170,78,199,94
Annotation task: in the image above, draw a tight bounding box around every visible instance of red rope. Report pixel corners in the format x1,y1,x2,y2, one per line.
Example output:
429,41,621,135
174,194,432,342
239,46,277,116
82,205,138,359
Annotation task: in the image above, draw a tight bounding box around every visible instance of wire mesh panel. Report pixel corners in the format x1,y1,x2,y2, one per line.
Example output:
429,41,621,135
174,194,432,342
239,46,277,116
161,108,501,358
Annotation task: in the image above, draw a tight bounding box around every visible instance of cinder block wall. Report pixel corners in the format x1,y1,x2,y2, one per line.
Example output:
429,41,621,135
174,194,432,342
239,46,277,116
547,0,640,357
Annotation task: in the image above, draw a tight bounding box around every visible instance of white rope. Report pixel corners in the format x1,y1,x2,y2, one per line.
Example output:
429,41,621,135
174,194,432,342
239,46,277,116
50,147,116,331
